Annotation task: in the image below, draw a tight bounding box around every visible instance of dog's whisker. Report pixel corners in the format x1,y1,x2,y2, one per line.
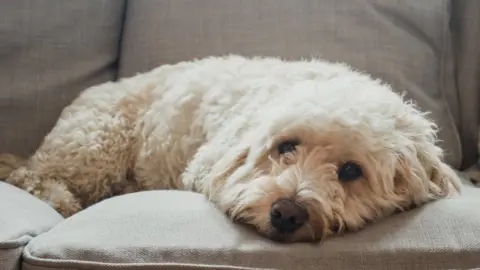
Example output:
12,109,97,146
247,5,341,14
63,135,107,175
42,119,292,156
306,223,316,241
259,189,270,197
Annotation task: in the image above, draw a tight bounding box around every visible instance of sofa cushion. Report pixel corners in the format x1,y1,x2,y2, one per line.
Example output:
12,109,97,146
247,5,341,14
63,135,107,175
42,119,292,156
119,0,462,168
22,181,480,270
0,0,125,158
0,182,63,270
450,0,480,168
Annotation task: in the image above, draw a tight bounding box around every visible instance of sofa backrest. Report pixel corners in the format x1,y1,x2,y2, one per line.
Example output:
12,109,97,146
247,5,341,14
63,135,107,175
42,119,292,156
450,0,480,168
0,0,125,158
0,0,478,169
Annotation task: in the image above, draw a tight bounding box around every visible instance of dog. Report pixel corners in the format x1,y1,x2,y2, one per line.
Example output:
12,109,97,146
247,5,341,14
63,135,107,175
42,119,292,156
0,55,461,242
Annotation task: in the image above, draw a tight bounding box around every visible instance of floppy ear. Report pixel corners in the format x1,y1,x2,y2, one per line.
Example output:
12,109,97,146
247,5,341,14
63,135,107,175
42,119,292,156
203,130,271,202
393,106,461,206
394,150,461,210
394,140,461,210
428,160,462,197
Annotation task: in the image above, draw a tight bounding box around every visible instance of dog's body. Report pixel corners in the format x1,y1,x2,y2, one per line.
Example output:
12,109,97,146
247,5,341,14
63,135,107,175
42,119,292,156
1,55,461,242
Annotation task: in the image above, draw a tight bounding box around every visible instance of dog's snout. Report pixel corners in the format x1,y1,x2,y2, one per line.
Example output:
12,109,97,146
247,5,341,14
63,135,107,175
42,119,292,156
270,199,308,233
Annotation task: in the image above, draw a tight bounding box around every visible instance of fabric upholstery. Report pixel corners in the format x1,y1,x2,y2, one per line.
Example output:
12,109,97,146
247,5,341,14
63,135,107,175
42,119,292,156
119,0,462,168
23,183,480,270
0,0,125,157
450,0,480,169
1,1,480,270
0,182,63,270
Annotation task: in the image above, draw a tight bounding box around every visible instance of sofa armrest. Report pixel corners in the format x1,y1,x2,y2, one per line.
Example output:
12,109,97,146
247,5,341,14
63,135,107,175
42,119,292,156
0,182,63,270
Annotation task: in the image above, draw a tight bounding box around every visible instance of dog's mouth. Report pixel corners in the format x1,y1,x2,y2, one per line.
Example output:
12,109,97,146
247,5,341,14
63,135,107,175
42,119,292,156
267,221,346,243
267,228,324,243
232,215,302,243
268,230,295,242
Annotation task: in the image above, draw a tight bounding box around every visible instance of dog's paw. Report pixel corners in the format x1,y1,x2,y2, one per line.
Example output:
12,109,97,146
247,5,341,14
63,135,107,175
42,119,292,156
29,179,83,217
470,177,480,187
54,199,83,218
465,164,480,187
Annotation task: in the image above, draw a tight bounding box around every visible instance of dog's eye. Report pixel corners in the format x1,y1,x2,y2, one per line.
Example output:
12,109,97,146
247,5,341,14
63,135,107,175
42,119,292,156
337,161,362,182
277,140,300,155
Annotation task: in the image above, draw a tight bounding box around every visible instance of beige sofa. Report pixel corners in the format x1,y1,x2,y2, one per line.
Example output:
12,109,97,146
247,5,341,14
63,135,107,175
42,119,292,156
1,1,480,269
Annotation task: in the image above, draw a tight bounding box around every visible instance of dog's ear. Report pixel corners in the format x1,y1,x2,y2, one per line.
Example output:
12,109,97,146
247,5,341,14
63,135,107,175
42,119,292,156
427,160,461,197
203,130,271,201
393,141,461,209
393,107,461,207
394,151,460,206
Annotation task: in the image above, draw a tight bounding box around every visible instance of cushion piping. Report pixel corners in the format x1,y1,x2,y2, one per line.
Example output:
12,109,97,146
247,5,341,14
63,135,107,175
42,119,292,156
22,247,275,270
0,235,34,249
21,247,480,270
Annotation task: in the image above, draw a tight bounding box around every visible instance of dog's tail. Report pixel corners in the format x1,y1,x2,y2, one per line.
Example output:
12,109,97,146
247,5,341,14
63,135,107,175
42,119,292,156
0,153,26,180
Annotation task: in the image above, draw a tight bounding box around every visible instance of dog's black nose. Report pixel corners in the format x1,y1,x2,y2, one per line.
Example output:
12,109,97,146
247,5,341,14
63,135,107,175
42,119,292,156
270,199,308,233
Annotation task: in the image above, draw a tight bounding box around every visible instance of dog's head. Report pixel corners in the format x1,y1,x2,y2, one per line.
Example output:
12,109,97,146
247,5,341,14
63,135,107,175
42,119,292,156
205,76,461,243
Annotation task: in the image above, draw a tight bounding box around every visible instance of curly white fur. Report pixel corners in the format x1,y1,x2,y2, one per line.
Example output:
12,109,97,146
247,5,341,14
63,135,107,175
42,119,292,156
2,55,461,242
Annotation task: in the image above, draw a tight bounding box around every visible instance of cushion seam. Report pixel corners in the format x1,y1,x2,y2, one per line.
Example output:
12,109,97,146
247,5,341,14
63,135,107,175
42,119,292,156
23,242,274,270
22,250,273,270
22,262,271,270
0,235,33,249
21,247,480,270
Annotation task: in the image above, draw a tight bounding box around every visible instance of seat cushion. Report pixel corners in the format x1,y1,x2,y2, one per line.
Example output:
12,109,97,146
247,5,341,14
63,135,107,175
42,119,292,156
119,0,462,168
0,182,63,270
22,182,480,270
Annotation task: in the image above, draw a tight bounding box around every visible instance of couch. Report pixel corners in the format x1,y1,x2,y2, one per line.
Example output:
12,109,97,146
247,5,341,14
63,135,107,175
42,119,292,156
1,1,480,269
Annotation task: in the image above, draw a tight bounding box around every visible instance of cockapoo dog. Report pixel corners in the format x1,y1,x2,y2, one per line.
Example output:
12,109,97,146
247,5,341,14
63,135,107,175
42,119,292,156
0,55,461,242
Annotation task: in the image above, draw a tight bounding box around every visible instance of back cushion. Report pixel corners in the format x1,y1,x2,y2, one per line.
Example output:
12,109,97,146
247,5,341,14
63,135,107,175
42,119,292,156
0,0,125,157
119,0,462,168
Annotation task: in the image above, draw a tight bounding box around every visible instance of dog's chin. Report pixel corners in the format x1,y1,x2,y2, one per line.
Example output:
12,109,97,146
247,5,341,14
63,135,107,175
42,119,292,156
266,227,327,243
245,220,326,243
267,230,312,243
268,230,296,243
